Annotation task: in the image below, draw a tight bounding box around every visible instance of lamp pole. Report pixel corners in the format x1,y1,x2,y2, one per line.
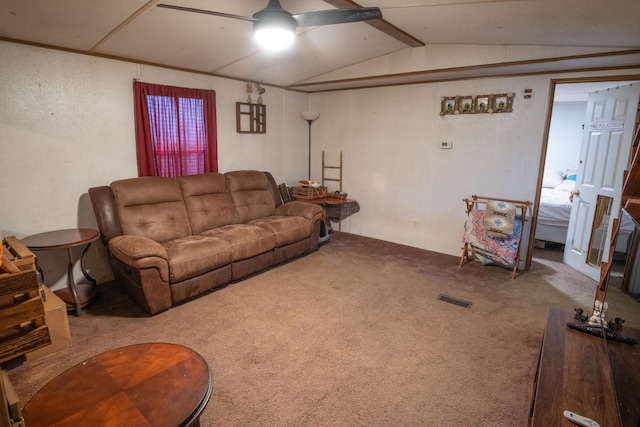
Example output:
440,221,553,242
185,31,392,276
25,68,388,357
301,111,320,180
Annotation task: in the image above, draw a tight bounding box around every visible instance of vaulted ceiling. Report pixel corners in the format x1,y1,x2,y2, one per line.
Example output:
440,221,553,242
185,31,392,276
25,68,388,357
2,0,639,92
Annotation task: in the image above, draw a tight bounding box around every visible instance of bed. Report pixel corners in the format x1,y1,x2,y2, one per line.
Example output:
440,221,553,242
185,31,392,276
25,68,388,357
536,169,634,255
536,173,575,245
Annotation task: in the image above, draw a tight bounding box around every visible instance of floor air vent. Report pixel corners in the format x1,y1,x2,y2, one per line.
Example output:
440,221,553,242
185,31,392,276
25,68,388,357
437,294,472,309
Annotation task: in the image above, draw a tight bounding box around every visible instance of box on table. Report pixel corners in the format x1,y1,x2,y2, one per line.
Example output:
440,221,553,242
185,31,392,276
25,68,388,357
1,236,35,272
0,237,50,365
26,286,70,361
0,370,21,427
291,186,327,200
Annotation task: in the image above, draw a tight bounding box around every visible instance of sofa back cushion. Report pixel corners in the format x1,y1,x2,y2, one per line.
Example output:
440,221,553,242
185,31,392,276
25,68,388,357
225,171,276,223
110,177,192,243
178,173,240,234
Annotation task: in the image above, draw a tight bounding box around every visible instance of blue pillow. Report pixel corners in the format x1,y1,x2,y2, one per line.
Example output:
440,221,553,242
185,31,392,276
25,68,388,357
566,174,577,181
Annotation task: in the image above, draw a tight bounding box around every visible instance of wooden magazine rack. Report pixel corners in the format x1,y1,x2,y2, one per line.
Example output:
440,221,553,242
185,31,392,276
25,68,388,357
459,195,531,280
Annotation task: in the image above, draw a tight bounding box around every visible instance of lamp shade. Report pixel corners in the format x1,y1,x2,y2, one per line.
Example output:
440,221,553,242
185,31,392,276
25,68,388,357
302,111,320,121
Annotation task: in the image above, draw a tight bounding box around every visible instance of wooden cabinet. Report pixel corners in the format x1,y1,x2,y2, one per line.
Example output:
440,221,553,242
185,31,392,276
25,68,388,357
620,126,640,294
236,102,266,134
597,123,640,301
622,126,640,220
0,237,50,365
530,308,640,426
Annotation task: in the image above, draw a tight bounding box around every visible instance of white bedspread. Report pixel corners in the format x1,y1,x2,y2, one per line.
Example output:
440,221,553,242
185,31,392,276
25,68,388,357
538,187,572,226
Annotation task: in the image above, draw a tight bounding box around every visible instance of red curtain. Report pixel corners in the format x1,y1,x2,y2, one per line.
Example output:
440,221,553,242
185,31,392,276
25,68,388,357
133,81,218,177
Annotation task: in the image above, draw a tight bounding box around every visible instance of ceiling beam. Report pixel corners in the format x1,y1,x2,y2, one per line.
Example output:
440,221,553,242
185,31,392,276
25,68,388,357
288,50,640,92
323,0,425,47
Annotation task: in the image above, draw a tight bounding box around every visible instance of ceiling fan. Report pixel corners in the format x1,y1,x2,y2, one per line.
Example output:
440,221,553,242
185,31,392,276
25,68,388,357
157,0,383,50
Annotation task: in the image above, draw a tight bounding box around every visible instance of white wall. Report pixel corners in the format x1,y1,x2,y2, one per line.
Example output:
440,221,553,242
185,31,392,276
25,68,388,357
545,102,586,174
310,78,549,255
2,40,639,289
308,72,640,257
0,41,309,287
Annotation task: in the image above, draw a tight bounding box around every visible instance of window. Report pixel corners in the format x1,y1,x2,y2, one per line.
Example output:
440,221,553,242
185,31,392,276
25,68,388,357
134,81,218,177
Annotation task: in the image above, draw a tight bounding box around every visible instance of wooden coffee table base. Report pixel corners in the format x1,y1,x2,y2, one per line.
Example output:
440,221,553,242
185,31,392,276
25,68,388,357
23,343,213,427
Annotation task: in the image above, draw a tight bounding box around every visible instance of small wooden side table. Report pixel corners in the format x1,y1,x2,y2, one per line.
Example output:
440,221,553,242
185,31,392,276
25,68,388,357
21,228,100,316
296,197,360,231
22,343,213,427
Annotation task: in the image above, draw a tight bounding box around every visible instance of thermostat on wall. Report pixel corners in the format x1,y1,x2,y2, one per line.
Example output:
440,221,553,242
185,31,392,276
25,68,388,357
440,141,452,149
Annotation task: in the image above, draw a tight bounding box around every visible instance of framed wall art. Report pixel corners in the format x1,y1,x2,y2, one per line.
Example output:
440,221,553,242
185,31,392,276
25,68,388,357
493,93,514,113
476,96,491,113
459,97,474,114
440,97,458,115
439,92,515,116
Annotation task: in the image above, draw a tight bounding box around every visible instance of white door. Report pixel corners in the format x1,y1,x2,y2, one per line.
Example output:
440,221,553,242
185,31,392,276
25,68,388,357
564,84,640,280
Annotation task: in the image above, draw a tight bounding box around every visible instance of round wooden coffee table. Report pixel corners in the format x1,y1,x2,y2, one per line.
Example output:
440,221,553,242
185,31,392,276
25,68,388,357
22,343,213,427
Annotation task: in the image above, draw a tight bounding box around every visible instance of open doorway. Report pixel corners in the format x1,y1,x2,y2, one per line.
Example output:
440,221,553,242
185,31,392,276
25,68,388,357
533,79,640,276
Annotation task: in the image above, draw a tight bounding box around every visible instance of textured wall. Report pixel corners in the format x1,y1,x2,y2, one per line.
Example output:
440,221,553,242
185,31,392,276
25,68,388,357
308,73,640,256
2,40,639,289
0,41,309,287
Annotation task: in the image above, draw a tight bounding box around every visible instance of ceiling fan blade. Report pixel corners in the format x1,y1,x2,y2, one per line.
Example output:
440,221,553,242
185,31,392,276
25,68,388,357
293,7,382,27
156,4,255,22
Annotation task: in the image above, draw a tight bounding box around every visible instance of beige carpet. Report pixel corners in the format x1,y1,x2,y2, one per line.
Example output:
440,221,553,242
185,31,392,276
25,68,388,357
8,232,640,426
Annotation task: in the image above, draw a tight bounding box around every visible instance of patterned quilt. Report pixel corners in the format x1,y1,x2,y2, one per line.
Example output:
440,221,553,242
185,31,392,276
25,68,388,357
462,209,522,266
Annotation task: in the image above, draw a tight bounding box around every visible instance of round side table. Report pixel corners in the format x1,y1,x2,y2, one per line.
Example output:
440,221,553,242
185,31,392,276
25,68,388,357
21,228,100,316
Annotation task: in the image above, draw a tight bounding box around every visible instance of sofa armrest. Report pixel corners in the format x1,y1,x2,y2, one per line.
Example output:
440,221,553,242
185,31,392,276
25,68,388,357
263,171,283,207
108,235,170,283
275,201,323,220
109,235,167,260
88,185,123,245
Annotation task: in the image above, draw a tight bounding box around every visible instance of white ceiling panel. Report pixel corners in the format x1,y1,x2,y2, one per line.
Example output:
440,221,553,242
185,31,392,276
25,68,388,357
215,23,406,85
376,0,640,48
1,0,638,91
0,0,150,50
96,5,256,72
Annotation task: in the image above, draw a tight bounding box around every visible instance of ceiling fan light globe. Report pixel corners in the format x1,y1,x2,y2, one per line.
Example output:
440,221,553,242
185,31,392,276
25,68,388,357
254,27,295,51
253,8,297,51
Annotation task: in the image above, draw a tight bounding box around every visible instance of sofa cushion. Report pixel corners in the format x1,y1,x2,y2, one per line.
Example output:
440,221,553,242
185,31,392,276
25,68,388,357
111,177,191,243
163,236,232,282
226,171,275,223
200,224,275,261
178,173,240,234
249,216,312,247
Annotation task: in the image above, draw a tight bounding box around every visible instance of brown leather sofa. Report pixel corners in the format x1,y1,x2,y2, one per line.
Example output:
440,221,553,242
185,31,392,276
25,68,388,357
89,170,323,315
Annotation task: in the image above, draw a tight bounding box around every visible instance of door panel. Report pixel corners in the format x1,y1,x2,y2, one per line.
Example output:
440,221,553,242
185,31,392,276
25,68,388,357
568,199,590,251
583,132,600,185
602,131,624,189
563,84,640,280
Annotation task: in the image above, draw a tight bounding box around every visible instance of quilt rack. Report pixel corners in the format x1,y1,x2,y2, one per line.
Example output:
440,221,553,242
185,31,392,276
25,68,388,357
459,195,531,280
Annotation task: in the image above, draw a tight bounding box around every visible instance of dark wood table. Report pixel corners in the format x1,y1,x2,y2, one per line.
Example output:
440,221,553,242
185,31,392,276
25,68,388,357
21,228,100,315
22,343,213,427
530,307,640,426
296,197,360,231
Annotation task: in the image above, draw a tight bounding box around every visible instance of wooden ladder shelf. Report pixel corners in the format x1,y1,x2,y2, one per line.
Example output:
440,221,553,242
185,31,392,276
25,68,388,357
322,151,343,192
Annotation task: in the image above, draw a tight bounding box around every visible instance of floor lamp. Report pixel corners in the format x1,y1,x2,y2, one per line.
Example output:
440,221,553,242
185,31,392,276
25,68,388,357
301,111,320,180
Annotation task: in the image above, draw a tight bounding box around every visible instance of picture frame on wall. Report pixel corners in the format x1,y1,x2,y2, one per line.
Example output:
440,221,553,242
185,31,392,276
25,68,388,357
440,97,458,115
439,92,515,117
475,96,490,113
459,97,474,114
493,93,514,113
